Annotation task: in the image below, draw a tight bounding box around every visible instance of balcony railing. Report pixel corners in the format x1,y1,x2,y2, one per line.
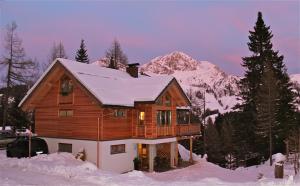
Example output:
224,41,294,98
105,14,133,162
135,125,175,138
134,124,201,138
176,124,201,136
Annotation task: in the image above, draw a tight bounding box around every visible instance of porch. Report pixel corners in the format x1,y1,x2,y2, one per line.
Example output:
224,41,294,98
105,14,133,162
136,142,177,172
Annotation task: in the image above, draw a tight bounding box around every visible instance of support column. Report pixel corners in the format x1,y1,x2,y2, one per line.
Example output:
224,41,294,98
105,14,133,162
189,137,193,163
149,144,156,172
170,142,176,168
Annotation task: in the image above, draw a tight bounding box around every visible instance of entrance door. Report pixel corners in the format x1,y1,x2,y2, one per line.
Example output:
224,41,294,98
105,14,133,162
138,144,148,170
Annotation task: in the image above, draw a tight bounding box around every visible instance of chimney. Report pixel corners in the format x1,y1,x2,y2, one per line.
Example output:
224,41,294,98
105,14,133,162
126,63,140,78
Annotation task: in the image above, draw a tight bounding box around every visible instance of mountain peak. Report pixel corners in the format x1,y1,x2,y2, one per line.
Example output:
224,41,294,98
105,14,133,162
141,51,199,74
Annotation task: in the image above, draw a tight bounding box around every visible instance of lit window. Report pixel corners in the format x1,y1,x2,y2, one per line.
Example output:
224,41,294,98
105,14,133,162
111,144,125,154
139,111,145,125
114,109,126,117
59,110,73,117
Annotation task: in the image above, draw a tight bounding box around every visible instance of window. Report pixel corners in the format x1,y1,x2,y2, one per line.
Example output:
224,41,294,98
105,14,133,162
111,144,125,154
60,77,73,96
157,110,172,125
165,94,171,106
59,110,73,117
139,111,145,125
58,143,72,153
114,109,126,117
177,110,190,124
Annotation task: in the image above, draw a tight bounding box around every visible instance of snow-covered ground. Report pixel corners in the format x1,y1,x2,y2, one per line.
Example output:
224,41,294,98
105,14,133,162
0,145,299,186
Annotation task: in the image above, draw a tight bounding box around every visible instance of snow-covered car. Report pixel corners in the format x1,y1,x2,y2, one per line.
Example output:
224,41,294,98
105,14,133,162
6,137,49,158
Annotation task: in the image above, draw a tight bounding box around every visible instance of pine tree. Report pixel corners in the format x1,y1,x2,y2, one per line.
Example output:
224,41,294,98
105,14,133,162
205,117,224,165
106,39,128,69
239,11,296,158
0,22,36,130
75,39,89,63
256,59,279,165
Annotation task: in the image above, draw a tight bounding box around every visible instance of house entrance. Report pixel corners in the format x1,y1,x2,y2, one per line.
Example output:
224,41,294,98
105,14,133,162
138,144,149,170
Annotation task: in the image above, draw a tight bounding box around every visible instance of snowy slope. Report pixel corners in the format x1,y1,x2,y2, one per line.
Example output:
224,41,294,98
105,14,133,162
140,51,241,114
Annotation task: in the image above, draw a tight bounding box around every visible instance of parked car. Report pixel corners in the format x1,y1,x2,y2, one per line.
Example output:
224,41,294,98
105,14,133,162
0,130,16,149
6,137,48,158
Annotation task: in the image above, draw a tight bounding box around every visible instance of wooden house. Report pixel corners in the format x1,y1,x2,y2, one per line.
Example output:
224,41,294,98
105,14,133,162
19,59,201,173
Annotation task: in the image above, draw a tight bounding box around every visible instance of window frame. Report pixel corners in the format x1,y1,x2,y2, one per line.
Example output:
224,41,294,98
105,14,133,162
156,110,172,126
59,109,74,117
58,143,72,153
60,77,73,96
139,111,145,125
114,109,126,118
110,144,126,154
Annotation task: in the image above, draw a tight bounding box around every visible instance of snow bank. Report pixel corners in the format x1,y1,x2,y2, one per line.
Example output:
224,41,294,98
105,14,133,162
0,150,299,186
272,153,286,163
178,144,203,162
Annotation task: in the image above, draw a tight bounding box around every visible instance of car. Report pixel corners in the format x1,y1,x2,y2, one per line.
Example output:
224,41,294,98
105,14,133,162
6,137,48,158
0,130,16,149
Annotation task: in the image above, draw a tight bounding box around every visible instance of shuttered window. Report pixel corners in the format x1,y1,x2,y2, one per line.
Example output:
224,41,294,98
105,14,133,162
59,110,73,117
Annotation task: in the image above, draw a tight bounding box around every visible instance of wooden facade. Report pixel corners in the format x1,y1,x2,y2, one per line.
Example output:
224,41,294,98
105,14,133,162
21,63,201,141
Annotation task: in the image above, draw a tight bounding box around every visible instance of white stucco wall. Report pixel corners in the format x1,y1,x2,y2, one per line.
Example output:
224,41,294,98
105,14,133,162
42,137,138,173
42,137,177,173
42,137,98,165
99,139,137,173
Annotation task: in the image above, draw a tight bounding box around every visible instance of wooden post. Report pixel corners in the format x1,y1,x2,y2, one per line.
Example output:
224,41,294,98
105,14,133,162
101,110,104,140
189,137,193,163
29,126,32,158
97,117,100,168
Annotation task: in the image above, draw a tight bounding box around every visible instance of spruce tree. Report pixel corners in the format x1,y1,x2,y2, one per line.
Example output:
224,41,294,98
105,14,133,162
205,117,224,165
75,39,89,63
256,59,279,165
240,12,296,158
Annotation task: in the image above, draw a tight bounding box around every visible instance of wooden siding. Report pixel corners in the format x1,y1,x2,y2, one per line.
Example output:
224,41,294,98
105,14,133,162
30,65,198,141
35,80,101,140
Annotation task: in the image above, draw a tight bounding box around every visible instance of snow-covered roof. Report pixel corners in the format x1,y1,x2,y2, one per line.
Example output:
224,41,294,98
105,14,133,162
20,58,175,107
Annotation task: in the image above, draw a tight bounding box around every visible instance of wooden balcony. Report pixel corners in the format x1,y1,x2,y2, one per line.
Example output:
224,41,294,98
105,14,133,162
134,124,201,139
176,124,201,136
134,125,175,138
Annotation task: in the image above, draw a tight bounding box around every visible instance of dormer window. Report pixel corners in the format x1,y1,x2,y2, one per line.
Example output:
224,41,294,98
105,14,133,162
60,77,73,96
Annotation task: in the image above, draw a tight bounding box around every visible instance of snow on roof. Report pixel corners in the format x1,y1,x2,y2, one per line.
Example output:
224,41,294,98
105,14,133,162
176,106,191,110
20,58,174,107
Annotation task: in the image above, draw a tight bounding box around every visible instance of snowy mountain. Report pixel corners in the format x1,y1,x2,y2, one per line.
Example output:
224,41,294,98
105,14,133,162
93,51,300,115
140,51,241,114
